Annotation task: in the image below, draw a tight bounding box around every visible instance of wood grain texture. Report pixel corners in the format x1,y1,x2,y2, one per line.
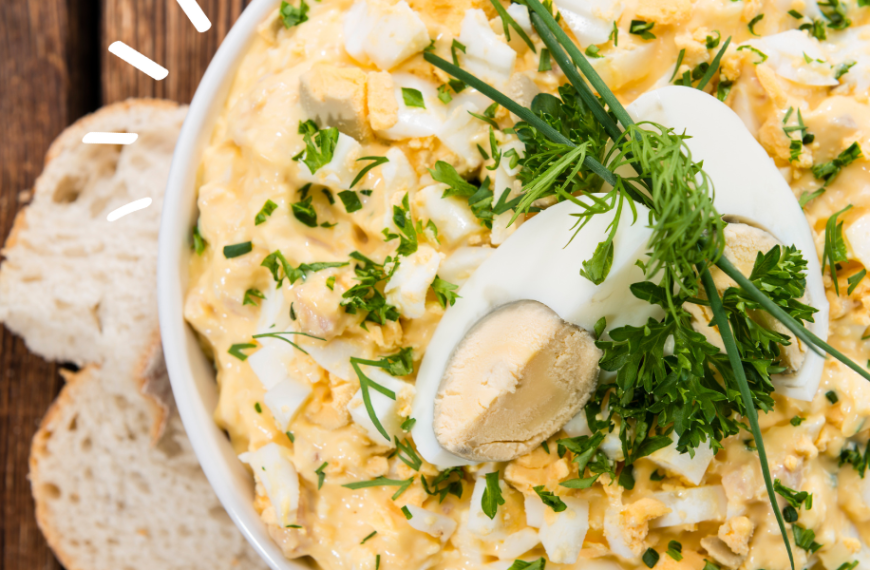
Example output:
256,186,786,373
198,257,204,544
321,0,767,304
1,0,249,568
0,0,74,568
102,0,252,104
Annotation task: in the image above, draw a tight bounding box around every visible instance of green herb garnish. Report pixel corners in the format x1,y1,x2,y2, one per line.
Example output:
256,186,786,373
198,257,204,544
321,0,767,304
223,241,252,259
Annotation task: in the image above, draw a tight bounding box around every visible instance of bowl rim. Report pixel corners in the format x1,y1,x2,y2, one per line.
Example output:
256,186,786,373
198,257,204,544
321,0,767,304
156,1,300,569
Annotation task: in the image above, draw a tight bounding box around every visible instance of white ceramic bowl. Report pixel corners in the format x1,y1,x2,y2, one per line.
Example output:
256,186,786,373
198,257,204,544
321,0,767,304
157,1,298,569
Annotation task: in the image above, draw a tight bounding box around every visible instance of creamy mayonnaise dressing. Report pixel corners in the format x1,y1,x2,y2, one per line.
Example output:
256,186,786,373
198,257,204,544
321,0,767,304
184,0,870,568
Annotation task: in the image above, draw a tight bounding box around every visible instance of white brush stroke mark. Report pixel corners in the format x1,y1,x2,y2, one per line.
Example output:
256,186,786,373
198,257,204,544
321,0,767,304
107,197,153,222
176,0,212,32
108,42,169,80
82,132,139,145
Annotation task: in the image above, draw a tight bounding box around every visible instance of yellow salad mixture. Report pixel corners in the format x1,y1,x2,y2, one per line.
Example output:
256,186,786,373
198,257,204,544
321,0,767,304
184,0,870,568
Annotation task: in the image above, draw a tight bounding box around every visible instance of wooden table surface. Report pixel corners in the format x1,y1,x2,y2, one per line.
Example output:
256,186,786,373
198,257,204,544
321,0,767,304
0,1,250,567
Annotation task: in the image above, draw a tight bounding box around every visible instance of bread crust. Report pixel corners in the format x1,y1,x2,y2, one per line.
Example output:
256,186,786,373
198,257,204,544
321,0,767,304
29,366,95,570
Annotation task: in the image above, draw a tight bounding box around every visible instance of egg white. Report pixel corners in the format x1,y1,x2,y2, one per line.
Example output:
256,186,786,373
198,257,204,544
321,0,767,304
412,86,829,469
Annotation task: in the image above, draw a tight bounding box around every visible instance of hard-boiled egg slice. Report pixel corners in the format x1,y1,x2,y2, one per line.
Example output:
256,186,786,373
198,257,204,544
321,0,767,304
405,505,458,542
412,86,828,469
412,201,656,468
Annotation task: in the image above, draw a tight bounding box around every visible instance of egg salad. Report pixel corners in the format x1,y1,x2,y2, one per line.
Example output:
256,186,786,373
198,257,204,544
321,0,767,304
183,0,870,569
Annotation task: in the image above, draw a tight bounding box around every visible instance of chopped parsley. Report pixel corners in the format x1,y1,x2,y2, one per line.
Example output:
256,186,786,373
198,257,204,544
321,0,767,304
849,269,867,295
748,13,764,36
243,288,266,306
401,417,416,431
835,60,857,80
813,142,863,185
826,390,839,404
383,193,418,256
340,251,400,326
279,0,309,27
254,402,263,414
401,505,413,519
533,485,567,512
822,204,851,295
351,156,389,188
343,476,414,500
618,464,635,490
361,531,377,544
585,45,604,59
507,559,545,570
437,84,454,104
819,0,851,30
286,431,295,443
192,225,207,255
793,524,823,553
629,19,655,40
255,199,278,225
315,462,328,489
431,276,460,308
799,188,825,208
326,275,336,290
296,120,338,174
737,45,768,64
422,467,464,502
223,241,252,259
401,87,426,109
791,416,806,426
261,250,348,286
338,190,363,213
394,437,423,470
666,540,683,561
706,30,721,49
481,471,505,519
291,195,318,227
840,440,870,476
228,342,257,361
642,548,660,568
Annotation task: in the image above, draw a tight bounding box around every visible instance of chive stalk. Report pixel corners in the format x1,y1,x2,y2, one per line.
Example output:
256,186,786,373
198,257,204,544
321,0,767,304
700,266,795,570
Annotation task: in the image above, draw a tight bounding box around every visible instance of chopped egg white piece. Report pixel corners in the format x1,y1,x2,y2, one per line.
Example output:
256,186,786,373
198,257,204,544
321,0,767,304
458,9,517,86
343,0,430,70
745,30,837,86
826,25,870,96
495,528,540,559
467,476,509,539
846,212,870,268
590,42,655,90
348,367,414,446
562,410,591,437
239,443,300,527
382,148,418,229
438,247,493,287
648,432,716,486
650,485,727,528
247,341,296,390
264,377,312,430
552,0,622,46
256,286,291,334
378,74,444,140
415,184,481,246
302,338,372,382
297,132,362,190
405,505,458,542
506,4,532,34
437,99,490,170
524,494,546,529
600,429,624,462
385,244,442,319
539,497,590,564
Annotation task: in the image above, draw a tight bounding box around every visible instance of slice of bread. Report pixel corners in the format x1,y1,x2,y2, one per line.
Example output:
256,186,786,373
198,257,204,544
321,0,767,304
0,100,185,417
0,100,268,570
30,364,266,570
